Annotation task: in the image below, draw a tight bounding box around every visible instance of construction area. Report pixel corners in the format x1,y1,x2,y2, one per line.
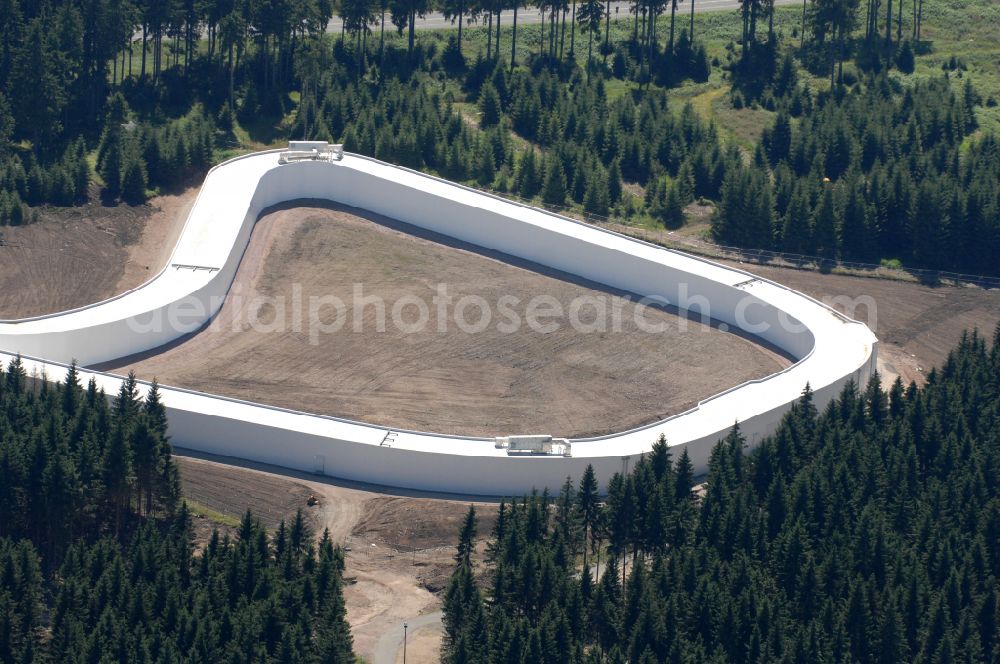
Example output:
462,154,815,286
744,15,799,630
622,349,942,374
712,260,1000,388
0,188,195,319
4,190,1000,663
97,203,790,438
177,453,493,664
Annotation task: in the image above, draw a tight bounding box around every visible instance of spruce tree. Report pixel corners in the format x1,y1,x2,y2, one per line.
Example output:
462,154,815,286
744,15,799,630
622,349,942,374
478,82,502,128
674,448,693,501
455,505,477,567
767,110,793,166
100,135,124,200
660,181,685,228
583,169,610,216
542,156,568,206
517,149,542,199
812,185,838,258
121,151,148,205
578,465,600,569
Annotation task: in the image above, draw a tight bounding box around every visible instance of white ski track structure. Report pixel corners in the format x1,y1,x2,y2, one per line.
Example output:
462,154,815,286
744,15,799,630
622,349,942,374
0,143,877,495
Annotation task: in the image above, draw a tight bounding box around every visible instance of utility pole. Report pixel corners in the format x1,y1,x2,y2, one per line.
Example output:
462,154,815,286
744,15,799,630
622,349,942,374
403,622,408,664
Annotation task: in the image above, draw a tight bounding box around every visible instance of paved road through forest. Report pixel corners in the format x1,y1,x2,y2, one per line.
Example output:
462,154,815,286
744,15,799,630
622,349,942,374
326,0,802,34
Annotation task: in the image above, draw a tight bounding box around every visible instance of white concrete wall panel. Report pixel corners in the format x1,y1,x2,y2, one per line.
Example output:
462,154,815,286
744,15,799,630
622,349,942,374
0,148,878,495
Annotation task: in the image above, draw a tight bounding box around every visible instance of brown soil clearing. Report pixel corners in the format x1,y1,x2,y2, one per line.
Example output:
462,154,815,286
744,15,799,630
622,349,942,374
394,626,442,664
715,260,1000,386
176,453,493,664
0,188,197,319
102,203,788,438
594,220,1000,388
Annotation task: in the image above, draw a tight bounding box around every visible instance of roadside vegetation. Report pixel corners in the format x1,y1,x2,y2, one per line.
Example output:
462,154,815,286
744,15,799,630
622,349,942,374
0,0,999,275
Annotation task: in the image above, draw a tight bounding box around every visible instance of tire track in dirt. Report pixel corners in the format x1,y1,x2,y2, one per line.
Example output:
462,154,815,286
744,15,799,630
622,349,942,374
103,203,789,438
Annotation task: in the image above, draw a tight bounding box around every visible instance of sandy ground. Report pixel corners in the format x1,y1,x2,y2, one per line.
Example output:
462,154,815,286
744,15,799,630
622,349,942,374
713,260,1000,387
598,219,1000,387
395,626,442,664
9,193,997,663
176,453,493,664
379,611,443,664
0,188,198,319
101,203,788,438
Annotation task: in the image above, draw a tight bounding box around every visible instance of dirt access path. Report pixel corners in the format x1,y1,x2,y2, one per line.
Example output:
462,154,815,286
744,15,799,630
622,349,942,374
176,452,495,664
103,203,788,438
374,610,443,664
0,188,197,319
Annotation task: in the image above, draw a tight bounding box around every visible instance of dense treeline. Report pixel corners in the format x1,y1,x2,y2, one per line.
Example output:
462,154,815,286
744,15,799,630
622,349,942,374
1,0,998,278
0,361,180,553
713,74,1000,275
0,0,712,218
443,325,1000,663
313,62,726,220
97,94,218,205
0,358,355,662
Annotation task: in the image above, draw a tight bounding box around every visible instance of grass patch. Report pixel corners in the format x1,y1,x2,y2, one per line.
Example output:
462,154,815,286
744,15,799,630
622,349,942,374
711,93,775,147
905,0,1000,134
114,0,1000,185
185,499,242,528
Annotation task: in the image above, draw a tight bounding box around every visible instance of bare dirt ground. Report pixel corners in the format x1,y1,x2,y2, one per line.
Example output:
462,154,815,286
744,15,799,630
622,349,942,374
0,188,197,319
103,203,788,438
594,220,1000,388
176,453,493,664
712,260,1000,387
394,626,442,664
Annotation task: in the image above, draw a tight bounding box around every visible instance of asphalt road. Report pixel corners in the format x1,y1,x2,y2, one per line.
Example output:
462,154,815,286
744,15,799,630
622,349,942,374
130,0,801,43
327,0,802,33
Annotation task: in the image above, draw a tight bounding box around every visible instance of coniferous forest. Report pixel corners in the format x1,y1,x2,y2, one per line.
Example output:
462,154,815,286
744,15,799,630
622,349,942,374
443,325,1000,664
2,0,1000,660
0,360,355,663
1,0,1000,274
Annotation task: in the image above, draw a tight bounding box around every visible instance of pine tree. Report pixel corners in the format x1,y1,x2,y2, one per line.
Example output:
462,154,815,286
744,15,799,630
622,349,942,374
576,0,603,70
542,156,568,206
455,505,477,567
121,151,148,205
517,149,542,199
578,465,600,569
479,82,502,127
812,185,838,258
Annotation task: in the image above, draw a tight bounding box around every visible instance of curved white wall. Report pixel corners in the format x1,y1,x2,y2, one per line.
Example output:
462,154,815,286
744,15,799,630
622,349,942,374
0,147,878,495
